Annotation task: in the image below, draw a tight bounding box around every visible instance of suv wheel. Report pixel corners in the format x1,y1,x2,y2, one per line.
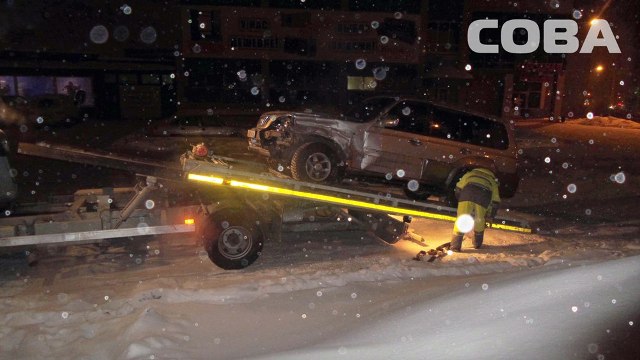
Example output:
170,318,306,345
403,184,430,201
291,143,339,183
445,170,468,207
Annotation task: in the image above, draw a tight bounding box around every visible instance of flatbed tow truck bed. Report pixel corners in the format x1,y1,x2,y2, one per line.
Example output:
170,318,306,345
0,142,531,269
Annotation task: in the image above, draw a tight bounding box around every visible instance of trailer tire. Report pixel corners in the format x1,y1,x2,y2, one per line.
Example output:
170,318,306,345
200,207,263,270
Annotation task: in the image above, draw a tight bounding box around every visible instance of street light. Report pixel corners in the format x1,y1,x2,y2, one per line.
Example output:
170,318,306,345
595,65,604,72
590,18,600,26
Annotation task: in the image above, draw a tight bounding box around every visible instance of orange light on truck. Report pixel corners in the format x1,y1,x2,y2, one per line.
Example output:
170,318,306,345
184,218,195,225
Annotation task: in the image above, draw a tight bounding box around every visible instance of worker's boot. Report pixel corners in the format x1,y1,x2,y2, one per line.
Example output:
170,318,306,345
450,234,463,252
473,232,484,249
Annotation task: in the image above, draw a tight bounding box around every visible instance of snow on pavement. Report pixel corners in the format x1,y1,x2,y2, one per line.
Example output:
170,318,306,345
1,217,639,359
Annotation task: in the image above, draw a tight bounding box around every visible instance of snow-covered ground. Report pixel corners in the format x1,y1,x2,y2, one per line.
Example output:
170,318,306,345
1,117,640,359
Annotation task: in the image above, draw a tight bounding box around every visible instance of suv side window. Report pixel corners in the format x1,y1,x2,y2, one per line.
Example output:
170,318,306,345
425,108,456,140
427,108,462,141
459,114,509,149
430,108,509,150
385,101,429,135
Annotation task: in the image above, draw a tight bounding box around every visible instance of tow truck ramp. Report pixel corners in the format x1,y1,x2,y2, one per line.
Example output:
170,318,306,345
181,156,531,234
1,142,532,269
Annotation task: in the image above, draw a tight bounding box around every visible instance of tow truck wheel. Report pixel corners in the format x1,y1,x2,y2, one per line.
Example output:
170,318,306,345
200,208,264,270
291,143,339,183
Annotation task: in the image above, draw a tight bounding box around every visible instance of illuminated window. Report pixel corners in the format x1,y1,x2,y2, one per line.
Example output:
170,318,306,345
347,76,376,91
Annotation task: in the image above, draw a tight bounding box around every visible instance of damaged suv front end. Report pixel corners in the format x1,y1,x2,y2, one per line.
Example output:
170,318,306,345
247,109,362,181
247,112,295,158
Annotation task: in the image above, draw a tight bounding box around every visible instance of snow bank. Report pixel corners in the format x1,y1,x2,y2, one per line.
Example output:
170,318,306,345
571,116,640,129
255,255,640,360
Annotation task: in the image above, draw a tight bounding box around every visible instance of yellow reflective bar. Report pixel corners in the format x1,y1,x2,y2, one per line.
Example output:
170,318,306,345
187,173,224,184
488,222,532,233
227,179,457,222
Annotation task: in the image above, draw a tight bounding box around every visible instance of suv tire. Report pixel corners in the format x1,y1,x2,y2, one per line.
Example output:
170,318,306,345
403,184,431,201
291,143,339,183
445,169,470,207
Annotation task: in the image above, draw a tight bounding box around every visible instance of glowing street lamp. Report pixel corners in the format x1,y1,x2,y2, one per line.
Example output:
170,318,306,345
595,65,604,72
590,18,600,26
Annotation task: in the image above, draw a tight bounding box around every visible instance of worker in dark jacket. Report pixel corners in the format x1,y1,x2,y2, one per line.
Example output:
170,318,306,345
450,167,501,252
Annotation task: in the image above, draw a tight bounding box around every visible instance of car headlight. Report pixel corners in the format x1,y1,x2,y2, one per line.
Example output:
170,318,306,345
258,114,273,127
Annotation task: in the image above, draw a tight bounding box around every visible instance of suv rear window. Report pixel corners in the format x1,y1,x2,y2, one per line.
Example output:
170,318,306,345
429,108,509,150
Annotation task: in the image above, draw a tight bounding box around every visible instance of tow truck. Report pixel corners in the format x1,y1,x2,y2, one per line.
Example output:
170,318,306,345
0,130,532,270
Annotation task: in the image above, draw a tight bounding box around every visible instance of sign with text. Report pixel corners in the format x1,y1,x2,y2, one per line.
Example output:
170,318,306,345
468,19,621,54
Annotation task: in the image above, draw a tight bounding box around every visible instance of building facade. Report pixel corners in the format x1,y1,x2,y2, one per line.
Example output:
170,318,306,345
7,0,630,123
0,1,179,120
177,0,580,120
177,1,427,119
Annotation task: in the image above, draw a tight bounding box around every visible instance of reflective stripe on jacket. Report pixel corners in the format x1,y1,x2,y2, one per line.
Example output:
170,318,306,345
456,168,501,206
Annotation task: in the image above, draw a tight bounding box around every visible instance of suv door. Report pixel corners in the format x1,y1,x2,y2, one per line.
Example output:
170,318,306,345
420,107,511,187
360,101,430,179
417,107,472,185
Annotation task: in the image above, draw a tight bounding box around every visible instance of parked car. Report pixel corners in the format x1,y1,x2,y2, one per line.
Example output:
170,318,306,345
0,94,80,127
247,96,519,200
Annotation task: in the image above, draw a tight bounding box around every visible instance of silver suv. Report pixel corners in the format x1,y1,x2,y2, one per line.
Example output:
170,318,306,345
247,97,519,200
